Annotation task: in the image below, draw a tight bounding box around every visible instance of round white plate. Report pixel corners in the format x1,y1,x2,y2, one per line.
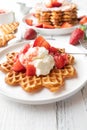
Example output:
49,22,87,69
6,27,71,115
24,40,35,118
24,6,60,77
22,14,79,36
0,41,87,104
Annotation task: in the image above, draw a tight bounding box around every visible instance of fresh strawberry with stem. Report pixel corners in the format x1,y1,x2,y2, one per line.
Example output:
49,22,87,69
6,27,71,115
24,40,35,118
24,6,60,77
70,28,85,45
80,25,87,40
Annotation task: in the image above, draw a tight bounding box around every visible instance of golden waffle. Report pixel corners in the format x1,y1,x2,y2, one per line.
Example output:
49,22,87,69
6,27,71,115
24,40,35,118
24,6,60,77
0,52,17,73
42,68,64,92
20,74,43,92
0,61,14,73
0,34,15,47
0,51,77,93
0,22,19,35
5,71,23,86
35,3,78,28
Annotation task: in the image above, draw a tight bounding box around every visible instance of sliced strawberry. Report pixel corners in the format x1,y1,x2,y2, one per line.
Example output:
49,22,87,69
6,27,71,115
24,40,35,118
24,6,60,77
41,40,51,50
33,36,50,50
49,46,58,55
21,44,30,54
25,18,33,26
54,55,65,69
61,53,69,65
61,22,72,28
43,24,55,29
70,28,84,45
52,0,62,7
35,23,43,28
79,16,87,24
12,59,25,72
14,53,19,62
33,36,45,47
26,64,36,76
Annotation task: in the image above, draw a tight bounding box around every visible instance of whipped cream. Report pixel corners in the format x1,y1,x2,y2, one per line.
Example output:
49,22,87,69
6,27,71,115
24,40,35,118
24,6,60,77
19,47,55,76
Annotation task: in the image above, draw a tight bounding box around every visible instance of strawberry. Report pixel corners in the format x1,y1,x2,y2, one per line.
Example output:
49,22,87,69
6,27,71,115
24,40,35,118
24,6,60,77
70,28,84,45
54,55,65,69
12,59,25,72
77,15,86,21
35,23,43,28
33,36,45,47
61,53,69,65
79,16,87,24
61,22,72,28
25,18,33,26
21,44,30,54
52,0,62,7
26,64,36,76
43,24,55,29
24,28,37,40
33,36,50,50
42,40,51,50
49,46,58,55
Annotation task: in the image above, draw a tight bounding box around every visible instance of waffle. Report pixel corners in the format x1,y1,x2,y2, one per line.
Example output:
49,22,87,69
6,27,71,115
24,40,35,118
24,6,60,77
35,2,78,28
0,51,77,93
0,34,15,47
0,22,19,35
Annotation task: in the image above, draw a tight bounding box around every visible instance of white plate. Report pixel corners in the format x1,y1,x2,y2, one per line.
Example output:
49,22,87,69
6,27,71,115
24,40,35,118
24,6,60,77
0,41,87,105
22,14,79,36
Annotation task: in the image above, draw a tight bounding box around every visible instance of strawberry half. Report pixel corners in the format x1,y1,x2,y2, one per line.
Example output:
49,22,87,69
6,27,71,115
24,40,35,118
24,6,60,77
61,22,72,28
52,0,62,7
25,18,33,26
33,36,50,50
12,59,25,72
70,28,84,45
43,24,55,29
79,16,87,24
26,64,36,76
35,23,43,28
49,46,58,55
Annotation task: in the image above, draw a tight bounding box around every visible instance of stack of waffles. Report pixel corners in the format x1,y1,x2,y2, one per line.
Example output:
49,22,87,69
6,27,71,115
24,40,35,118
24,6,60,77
35,2,78,28
0,51,77,93
0,22,19,47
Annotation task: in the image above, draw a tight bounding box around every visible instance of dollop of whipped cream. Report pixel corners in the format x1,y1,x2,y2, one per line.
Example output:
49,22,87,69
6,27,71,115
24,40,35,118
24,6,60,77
19,46,55,76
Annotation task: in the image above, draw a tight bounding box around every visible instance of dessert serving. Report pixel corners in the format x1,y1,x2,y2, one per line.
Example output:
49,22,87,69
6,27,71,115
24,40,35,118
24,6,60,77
27,0,78,29
0,36,77,93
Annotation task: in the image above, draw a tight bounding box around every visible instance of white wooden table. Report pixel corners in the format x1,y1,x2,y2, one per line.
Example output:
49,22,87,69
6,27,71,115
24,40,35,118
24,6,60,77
0,0,87,130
